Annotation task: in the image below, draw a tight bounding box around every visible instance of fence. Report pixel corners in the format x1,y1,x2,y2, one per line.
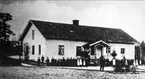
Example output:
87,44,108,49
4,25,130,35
37,57,134,68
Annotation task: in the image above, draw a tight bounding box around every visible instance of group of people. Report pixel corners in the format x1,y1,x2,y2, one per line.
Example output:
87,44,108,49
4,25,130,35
37,56,50,66
37,55,137,73
99,55,128,71
99,55,138,72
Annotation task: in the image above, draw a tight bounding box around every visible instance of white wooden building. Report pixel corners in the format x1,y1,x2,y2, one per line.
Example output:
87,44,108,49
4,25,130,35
19,19,138,62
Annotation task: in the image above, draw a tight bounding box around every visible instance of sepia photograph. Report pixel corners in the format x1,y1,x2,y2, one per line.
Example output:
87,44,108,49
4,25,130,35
0,0,145,79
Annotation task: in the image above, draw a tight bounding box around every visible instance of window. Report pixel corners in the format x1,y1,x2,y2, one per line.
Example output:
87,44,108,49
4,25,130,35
32,30,35,40
38,45,41,55
91,47,95,55
32,45,35,55
121,48,125,54
106,47,111,53
76,46,82,56
26,46,29,56
58,45,64,55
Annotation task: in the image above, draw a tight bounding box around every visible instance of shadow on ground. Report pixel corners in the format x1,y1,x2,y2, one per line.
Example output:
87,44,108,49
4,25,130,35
1,56,21,66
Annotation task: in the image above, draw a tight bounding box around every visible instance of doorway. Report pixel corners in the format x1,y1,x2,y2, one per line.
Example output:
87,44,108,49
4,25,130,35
95,45,103,59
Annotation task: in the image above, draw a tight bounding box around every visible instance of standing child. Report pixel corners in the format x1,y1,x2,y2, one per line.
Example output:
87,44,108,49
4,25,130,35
46,57,49,66
37,57,40,66
41,56,44,66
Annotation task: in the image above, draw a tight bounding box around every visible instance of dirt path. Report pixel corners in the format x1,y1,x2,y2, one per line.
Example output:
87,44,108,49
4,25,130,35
0,66,145,79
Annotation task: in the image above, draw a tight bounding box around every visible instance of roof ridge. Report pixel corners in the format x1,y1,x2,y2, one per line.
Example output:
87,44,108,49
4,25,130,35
30,19,120,30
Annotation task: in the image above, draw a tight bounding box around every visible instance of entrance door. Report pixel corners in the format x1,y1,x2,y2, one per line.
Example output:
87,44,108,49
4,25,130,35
95,45,103,59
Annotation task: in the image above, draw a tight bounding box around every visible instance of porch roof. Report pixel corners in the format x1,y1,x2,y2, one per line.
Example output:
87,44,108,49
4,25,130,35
89,40,111,48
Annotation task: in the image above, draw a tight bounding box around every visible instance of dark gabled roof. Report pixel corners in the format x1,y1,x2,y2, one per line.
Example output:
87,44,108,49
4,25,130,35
19,19,138,44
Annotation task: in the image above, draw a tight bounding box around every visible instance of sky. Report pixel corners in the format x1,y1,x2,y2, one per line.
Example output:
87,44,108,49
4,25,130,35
0,0,145,42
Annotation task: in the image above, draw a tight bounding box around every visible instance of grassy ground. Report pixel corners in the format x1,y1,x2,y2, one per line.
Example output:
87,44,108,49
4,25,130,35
0,66,145,79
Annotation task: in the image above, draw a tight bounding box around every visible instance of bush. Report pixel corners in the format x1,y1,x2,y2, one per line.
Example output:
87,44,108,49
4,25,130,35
24,56,29,61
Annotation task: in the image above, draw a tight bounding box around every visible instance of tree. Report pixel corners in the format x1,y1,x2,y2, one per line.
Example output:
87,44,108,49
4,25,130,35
0,12,15,65
140,41,145,57
6,40,22,56
0,12,15,41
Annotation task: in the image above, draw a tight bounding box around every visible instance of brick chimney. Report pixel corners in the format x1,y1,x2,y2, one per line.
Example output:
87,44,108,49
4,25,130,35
73,19,79,26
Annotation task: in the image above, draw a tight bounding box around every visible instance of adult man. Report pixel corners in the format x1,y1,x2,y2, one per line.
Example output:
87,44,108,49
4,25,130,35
100,55,105,71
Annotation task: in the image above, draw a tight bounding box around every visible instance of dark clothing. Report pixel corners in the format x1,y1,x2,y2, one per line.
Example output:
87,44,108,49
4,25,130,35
121,59,125,67
62,58,65,66
116,60,121,72
41,56,44,65
37,58,40,66
100,56,105,71
46,58,49,66
51,58,56,66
